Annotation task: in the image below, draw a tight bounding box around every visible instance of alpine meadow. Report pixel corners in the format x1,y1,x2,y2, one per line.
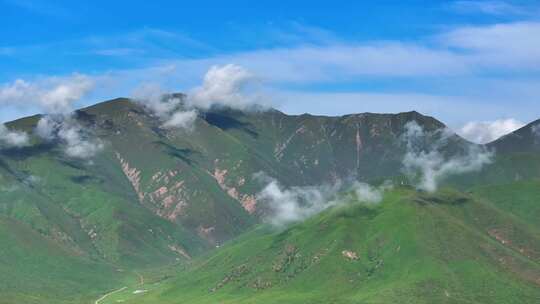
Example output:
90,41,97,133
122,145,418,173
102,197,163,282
0,1,539,303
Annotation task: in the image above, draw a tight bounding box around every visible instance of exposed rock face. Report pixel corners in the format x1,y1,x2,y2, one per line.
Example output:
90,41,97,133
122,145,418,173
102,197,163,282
356,127,363,169
211,166,257,214
116,152,144,202
168,244,191,260
274,125,306,161
147,170,189,221
116,153,191,222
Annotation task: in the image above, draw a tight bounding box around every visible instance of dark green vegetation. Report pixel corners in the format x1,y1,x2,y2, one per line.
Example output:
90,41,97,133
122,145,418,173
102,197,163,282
0,97,538,303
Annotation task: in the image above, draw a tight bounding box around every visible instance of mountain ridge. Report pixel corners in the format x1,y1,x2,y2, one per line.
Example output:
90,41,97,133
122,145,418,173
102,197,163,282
0,96,539,303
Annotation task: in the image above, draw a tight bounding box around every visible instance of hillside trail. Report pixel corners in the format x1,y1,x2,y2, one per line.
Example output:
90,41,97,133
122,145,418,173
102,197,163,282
93,271,144,304
94,286,127,304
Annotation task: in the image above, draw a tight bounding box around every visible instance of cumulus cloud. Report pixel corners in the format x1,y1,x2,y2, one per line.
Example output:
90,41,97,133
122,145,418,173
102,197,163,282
458,118,525,144
0,74,95,114
0,124,30,148
255,173,389,227
35,115,104,159
187,64,264,110
402,121,493,192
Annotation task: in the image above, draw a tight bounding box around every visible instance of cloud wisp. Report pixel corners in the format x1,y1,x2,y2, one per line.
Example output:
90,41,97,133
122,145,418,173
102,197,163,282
450,1,531,16
255,173,390,227
458,118,525,144
401,121,493,192
0,124,30,148
131,83,198,130
36,115,104,159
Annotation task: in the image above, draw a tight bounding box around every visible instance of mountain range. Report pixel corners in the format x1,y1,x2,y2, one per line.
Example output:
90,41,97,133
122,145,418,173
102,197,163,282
0,96,539,304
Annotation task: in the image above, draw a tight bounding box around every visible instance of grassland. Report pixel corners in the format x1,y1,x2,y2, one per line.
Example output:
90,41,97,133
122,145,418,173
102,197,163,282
98,187,540,304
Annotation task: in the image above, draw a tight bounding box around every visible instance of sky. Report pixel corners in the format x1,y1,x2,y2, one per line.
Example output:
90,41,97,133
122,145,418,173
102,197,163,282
0,0,539,143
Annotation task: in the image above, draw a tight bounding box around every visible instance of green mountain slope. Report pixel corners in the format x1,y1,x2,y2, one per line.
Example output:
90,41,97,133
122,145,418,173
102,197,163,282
0,215,127,304
100,187,540,304
0,97,538,303
1,98,453,252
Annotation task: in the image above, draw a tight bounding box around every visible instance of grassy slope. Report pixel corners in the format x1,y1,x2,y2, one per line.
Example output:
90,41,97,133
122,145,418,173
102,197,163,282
0,215,131,304
470,180,540,229
103,188,540,304
0,99,538,303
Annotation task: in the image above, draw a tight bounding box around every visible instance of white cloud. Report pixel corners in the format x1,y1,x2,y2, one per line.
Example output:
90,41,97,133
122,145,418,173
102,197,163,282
352,181,390,205
0,74,95,114
131,83,198,130
132,64,264,130
162,110,198,130
402,121,493,192
57,123,104,159
451,1,528,15
2,21,540,127
35,115,104,159
458,118,525,144
187,64,264,110
35,116,58,140
131,83,182,117
441,22,540,70
255,175,339,227
255,173,389,227
94,48,144,57
0,124,29,148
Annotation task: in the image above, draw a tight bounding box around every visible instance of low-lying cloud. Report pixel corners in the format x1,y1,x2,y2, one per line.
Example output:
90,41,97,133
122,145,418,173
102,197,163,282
0,74,100,149
132,83,198,130
458,118,525,144
162,110,197,129
132,83,182,118
133,64,264,130
36,115,104,159
402,121,493,192
0,124,30,148
255,173,389,227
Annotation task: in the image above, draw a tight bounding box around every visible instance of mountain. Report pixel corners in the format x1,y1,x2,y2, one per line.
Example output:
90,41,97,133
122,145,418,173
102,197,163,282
447,120,540,188
489,120,540,154
92,187,540,304
0,97,538,303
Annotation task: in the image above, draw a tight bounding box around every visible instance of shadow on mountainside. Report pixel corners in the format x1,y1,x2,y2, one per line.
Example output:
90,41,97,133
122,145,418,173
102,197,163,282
203,112,259,138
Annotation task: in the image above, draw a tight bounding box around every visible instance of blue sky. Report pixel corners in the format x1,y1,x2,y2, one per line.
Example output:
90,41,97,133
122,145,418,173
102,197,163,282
1,0,539,142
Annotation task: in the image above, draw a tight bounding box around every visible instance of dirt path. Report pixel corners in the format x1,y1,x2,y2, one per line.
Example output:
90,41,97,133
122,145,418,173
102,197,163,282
94,286,127,304
94,272,144,304
135,271,144,285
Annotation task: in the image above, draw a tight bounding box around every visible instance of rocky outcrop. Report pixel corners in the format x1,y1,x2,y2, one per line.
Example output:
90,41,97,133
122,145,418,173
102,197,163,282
211,166,257,214
116,152,145,202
